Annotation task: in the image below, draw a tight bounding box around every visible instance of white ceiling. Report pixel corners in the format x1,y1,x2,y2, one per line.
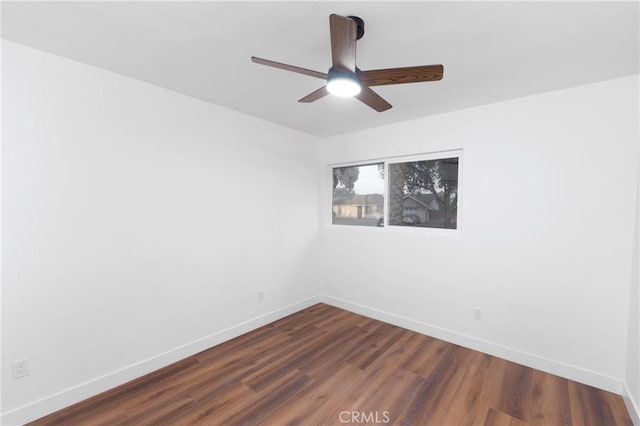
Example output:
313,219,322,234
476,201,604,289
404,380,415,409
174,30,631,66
2,1,638,137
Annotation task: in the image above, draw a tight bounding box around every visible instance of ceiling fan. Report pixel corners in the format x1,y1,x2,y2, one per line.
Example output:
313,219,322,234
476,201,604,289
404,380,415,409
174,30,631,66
251,14,444,112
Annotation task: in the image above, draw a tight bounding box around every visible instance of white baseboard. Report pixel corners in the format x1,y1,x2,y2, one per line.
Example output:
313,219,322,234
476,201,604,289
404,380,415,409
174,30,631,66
322,295,624,395
623,382,640,426
1,294,323,426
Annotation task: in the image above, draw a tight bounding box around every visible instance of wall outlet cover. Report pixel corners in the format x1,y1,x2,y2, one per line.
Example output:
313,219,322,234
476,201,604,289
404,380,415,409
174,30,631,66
12,360,29,380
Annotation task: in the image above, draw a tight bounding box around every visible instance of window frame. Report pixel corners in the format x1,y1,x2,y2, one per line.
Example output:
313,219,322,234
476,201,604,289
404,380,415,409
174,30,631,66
327,150,463,234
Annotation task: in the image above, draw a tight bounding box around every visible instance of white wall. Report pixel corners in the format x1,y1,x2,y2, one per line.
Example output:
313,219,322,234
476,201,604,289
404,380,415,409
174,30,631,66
1,41,322,424
319,75,639,394
626,162,640,423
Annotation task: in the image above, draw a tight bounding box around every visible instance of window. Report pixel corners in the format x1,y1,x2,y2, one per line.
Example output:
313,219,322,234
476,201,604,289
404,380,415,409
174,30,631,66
330,152,460,230
388,157,459,229
332,163,384,227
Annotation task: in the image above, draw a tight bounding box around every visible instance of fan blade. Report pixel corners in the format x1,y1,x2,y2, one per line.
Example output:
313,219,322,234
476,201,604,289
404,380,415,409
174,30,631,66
298,86,330,103
355,87,392,112
360,65,444,86
251,57,327,80
329,14,357,72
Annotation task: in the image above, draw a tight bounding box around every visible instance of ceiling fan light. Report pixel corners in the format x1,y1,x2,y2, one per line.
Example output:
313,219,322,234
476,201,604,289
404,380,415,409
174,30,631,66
326,71,361,97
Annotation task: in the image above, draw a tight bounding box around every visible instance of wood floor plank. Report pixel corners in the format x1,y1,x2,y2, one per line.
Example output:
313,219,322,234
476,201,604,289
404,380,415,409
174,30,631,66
397,343,461,424
294,323,372,375
530,370,572,426
364,329,423,373
399,345,485,425
568,381,631,426
123,393,198,426
297,325,376,378
352,325,407,370
435,354,492,426
28,304,632,426
356,366,424,424
402,334,452,378
606,390,634,426
258,361,365,425
490,359,533,421
317,345,417,420
484,408,529,426
179,381,255,425
286,364,370,426
218,369,315,425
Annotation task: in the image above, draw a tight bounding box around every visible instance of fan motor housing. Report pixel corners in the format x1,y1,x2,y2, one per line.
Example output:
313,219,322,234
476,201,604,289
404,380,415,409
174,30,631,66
327,68,362,83
348,16,365,40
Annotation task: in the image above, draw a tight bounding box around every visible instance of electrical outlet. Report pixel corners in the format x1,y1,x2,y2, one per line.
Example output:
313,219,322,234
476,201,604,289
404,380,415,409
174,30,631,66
473,308,483,321
12,360,29,380
257,291,264,302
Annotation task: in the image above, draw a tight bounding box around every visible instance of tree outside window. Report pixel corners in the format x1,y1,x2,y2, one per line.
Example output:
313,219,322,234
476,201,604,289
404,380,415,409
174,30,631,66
388,157,459,229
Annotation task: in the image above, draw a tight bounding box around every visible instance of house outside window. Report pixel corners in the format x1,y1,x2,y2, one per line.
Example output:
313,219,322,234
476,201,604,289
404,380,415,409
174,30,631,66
332,163,384,227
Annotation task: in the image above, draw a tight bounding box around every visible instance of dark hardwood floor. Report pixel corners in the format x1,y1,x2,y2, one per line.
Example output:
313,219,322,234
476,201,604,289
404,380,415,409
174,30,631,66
29,304,632,425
